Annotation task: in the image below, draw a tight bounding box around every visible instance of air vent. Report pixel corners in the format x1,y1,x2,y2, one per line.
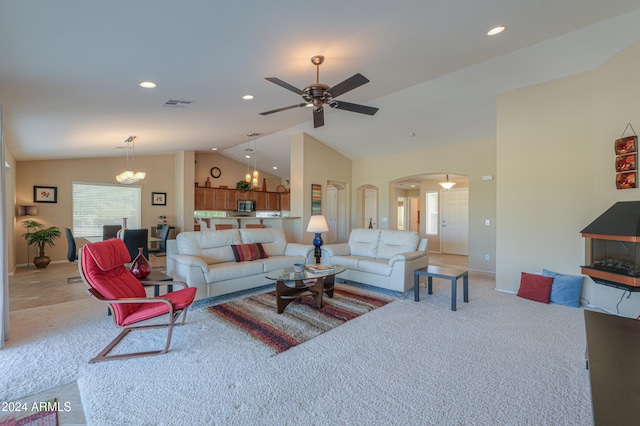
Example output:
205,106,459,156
162,99,193,108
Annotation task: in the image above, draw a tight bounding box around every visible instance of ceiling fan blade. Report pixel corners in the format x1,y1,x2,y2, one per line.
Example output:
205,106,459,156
264,77,304,95
332,100,378,116
327,73,370,98
313,108,324,128
259,103,307,115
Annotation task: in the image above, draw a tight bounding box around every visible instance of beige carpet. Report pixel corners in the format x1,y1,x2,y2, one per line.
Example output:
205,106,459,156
72,272,592,425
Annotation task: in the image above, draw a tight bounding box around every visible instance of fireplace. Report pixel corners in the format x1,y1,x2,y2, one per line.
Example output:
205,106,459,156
581,201,640,289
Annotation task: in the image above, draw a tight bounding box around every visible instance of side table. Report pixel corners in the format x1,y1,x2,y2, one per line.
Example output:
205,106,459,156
138,270,174,297
414,265,469,311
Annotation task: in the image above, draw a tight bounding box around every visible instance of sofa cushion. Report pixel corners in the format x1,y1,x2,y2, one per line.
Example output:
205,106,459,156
330,255,368,270
231,243,268,262
357,258,393,276
262,255,305,273
376,230,420,259
240,228,287,256
204,260,265,283
348,228,381,257
177,230,240,264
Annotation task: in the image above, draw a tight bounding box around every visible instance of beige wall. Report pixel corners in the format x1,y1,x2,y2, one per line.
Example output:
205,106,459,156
290,133,352,244
14,154,176,267
496,39,640,317
352,138,497,272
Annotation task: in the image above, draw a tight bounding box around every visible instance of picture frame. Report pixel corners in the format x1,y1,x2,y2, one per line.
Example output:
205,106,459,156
616,172,637,190
33,186,57,203
311,184,321,215
152,192,167,206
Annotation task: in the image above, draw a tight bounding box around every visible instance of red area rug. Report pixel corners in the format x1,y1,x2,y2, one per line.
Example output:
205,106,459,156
208,285,393,354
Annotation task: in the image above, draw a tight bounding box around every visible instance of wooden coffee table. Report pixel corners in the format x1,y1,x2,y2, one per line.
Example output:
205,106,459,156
266,265,345,314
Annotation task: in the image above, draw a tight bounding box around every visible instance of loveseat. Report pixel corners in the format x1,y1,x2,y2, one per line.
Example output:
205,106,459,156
321,228,428,293
166,228,314,301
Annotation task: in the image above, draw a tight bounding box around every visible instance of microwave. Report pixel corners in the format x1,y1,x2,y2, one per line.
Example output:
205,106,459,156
238,200,256,212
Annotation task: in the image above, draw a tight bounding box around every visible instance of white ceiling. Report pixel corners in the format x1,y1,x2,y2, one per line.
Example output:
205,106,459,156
2,1,640,179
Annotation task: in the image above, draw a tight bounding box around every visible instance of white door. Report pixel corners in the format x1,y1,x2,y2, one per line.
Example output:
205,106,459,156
364,188,377,228
326,186,338,244
441,188,468,255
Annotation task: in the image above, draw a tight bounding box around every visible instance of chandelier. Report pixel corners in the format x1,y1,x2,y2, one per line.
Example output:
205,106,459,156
439,174,456,190
116,136,146,184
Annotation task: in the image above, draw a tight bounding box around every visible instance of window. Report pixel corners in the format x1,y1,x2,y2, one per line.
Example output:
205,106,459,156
425,191,439,235
72,182,141,237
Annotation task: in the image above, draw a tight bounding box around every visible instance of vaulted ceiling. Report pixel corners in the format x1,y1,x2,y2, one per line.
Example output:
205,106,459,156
2,1,640,178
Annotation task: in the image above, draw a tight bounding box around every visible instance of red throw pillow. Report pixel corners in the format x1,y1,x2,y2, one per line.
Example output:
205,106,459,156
517,272,554,304
231,243,268,262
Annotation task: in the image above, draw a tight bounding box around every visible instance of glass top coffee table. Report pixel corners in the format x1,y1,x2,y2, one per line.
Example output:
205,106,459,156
265,265,346,314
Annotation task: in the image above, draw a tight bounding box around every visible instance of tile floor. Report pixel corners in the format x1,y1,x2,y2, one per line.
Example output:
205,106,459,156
6,252,467,425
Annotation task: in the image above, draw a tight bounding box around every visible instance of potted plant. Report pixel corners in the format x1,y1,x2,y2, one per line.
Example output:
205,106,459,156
236,180,251,191
21,219,61,269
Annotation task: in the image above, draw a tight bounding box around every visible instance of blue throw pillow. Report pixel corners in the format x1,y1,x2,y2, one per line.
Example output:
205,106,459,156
542,269,584,308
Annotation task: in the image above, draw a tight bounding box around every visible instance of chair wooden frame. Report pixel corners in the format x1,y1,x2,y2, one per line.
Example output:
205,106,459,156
78,247,192,363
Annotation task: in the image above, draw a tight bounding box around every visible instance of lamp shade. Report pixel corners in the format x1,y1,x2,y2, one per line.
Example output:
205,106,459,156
307,215,329,233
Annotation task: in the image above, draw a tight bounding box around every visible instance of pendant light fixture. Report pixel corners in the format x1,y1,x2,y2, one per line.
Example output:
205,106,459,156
116,136,146,184
244,136,252,183
248,132,260,187
439,174,456,190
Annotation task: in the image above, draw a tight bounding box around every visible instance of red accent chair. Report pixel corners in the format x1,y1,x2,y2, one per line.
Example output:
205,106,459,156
78,238,196,363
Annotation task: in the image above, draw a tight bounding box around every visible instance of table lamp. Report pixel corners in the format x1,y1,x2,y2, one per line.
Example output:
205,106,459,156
307,215,329,264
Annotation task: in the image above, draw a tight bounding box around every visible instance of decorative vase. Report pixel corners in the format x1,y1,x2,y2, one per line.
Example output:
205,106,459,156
116,217,128,240
130,247,151,278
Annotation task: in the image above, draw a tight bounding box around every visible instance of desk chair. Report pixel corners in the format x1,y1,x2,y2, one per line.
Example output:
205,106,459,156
245,224,265,228
215,224,233,230
65,228,78,262
149,225,173,257
122,229,149,262
102,225,120,240
65,228,82,283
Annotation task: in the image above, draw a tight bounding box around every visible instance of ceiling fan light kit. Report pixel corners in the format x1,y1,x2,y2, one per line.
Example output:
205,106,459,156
260,55,379,128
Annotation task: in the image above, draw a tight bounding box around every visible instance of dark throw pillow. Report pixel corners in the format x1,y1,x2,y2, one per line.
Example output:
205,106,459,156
231,243,268,262
517,272,553,304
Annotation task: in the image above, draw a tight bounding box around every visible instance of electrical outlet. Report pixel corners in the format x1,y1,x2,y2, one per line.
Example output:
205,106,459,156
485,254,490,261
485,219,490,226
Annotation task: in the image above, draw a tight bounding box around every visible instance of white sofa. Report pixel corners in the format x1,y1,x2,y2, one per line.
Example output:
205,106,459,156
166,228,314,301
321,228,429,293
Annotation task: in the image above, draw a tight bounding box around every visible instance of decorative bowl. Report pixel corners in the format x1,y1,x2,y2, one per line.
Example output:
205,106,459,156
293,263,305,273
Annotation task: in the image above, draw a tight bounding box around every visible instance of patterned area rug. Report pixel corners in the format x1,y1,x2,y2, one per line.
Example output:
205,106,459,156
208,286,393,354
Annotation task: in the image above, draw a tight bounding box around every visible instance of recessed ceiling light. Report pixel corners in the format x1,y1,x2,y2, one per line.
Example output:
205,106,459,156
487,26,506,36
242,94,254,100
272,166,278,170
140,81,157,89
245,155,251,159
211,148,218,151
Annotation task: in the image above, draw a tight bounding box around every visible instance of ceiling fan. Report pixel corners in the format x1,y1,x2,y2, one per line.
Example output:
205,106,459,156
259,55,378,128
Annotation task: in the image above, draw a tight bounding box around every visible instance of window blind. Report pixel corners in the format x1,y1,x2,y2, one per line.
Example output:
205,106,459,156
72,182,141,237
